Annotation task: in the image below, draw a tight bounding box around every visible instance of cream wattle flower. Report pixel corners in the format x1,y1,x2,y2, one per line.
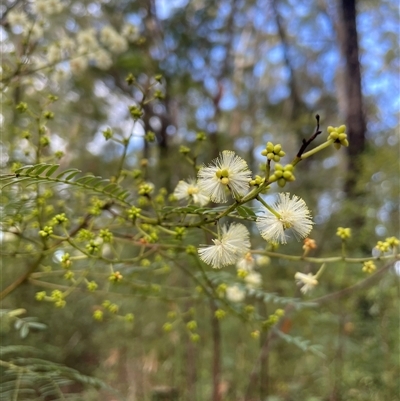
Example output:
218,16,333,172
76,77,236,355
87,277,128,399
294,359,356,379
173,178,209,206
198,223,251,269
295,272,318,294
197,151,252,203
226,285,246,303
256,193,313,244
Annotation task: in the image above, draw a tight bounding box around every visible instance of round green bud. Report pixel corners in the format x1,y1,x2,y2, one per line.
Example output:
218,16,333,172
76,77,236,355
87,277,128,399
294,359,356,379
16,102,28,112
93,310,103,321
273,144,282,153
125,313,134,322
186,320,197,331
251,330,260,339
163,322,173,332
283,171,292,180
266,142,274,152
277,178,286,187
35,291,46,301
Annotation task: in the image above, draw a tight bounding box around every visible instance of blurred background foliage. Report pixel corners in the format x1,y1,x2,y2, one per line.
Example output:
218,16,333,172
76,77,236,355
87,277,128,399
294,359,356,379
0,0,399,400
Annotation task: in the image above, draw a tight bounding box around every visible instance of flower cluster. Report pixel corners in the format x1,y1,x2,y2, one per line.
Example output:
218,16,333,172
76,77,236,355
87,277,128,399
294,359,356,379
197,151,252,203
295,272,318,294
198,223,250,269
173,178,209,206
256,193,313,244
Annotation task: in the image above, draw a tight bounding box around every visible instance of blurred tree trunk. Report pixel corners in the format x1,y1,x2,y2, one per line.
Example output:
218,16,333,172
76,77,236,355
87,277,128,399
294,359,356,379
337,0,366,196
210,300,222,401
271,0,304,120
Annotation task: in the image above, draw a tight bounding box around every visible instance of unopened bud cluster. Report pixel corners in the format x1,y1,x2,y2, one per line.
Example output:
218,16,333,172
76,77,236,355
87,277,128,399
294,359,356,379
261,142,286,162
336,227,351,239
269,164,295,187
362,261,376,274
327,125,349,149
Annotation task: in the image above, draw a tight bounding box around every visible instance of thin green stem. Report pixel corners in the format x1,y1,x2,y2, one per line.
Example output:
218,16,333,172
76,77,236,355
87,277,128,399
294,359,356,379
298,139,333,161
314,263,327,280
251,250,399,264
256,196,281,218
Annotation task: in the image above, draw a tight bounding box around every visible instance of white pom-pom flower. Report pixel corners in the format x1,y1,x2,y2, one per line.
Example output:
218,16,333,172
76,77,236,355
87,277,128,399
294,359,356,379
198,223,251,269
236,252,255,272
295,272,318,294
256,193,313,244
197,151,252,203
226,285,246,303
244,272,262,289
173,178,209,206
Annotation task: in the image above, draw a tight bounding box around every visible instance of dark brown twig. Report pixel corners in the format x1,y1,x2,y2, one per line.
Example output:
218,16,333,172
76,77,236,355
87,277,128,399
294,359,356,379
296,114,322,158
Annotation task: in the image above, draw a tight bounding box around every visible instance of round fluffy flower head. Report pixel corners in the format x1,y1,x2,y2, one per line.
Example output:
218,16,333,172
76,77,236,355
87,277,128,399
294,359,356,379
198,223,251,269
256,193,313,244
197,151,252,203
226,285,246,303
173,178,209,206
295,272,318,294
244,272,262,289
33,0,63,15
7,10,29,28
236,252,255,272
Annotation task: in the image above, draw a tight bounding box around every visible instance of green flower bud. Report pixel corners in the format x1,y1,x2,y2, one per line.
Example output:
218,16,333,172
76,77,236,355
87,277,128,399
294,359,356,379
336,227,351,239
145,131,156,142
163,322,173,332
43,111,54,119
87,281,98,292
251,330,260,339
35,291,46,301
93,310,103,321
39,226,53,238
125,73,135,85
16,102,28,112
273,144,282,153
190,333,200,342
102,127,113,140
125,313,134,322
186,245,197,255
129,105,143,119
186,320,197,331
108,303,119,314
277,178,286,187
196,131,206,141
362,261,376,274
215,309,226,320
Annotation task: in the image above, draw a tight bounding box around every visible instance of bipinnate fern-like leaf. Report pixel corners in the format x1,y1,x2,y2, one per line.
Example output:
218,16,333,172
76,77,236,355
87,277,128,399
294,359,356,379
0,164,131,206
0,346,124,401
204,271,316,308
274,330,326,358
